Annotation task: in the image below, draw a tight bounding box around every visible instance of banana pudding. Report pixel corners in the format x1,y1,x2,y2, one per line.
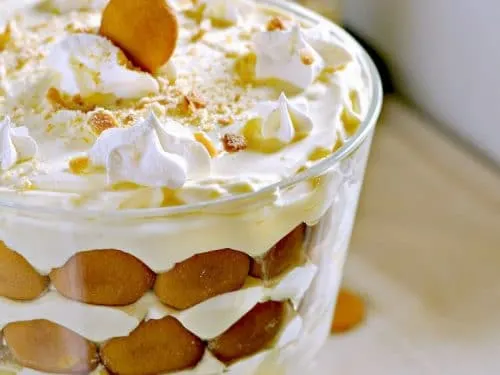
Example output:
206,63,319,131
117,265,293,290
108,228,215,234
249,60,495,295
0,0,379,373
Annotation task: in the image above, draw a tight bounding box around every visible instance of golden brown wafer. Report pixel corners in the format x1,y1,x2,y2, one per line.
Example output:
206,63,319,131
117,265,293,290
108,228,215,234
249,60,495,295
50,249,155,306
154,249,250,309
100,0,179,73
208,301,286,363
250,224,306,280
4,320,99,374
0,241,49,300
100,316,204,375
331,289,365,333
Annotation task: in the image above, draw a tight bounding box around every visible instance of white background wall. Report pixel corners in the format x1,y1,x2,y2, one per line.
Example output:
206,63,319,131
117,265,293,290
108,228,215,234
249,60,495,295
344,0,500,164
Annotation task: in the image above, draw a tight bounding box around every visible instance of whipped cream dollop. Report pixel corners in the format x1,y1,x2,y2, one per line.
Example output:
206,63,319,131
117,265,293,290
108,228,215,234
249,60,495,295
202,0,252,26
88,112,211,188
249,92,313,144
46,34,159,100
254,25,325,90
302,25,354,68
0,117,37,171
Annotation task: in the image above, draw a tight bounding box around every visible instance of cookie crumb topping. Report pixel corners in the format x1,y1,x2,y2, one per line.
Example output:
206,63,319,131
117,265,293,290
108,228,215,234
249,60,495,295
222,133,247,153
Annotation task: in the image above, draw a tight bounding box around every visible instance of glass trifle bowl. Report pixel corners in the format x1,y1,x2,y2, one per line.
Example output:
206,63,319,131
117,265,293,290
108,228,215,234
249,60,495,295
0,0,382,374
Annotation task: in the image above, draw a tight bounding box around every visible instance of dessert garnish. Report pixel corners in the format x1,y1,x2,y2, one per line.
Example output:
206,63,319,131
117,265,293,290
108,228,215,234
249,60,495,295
88,110,119,136
183,91,207,112
100,0,179,73
203,0,245,27
243,92,313,152
254,25,324,90
217,117,234,126
0,22,13,52
87,112,211,188
222,133,247,153
46,34,160,102
266,16,286,31
300,49,315,65
0,117,37,171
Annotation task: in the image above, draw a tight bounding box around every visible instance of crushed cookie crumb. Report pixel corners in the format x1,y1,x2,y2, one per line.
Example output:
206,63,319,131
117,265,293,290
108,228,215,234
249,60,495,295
222,133,247,152
190,28,207,43
181,91,207,113
88,111,118,135
43,36,56,44
65,23,96,34
136,95,171,109
15,56,28,71
45,123,55,134
69,156,90,175
218,117,234,126
46,87,96,112
215,103,228,114
234,93,241,102
194,131,218,157
300,49,315,65
0,22,13,52
123,113,137,125
184,2,206,24
225,51,239,59
266,16,286,31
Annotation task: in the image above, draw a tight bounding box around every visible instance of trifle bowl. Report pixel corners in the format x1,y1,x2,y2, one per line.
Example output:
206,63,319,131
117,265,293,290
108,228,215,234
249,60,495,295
0,0,382,374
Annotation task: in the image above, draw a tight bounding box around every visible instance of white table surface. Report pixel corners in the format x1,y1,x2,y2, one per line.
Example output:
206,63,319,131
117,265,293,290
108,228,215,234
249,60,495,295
314,96,500,375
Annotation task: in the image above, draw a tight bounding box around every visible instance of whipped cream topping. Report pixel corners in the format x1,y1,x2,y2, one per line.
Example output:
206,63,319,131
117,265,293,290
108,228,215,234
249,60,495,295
0,117,37,171
0,65,10,98
254,25,325,90
0,0,370,209
44,0,109,14
249,92,313,145
88,112,211,188
0,263,316,342
46,34,159,101
302,25,354,68
202,0,252,26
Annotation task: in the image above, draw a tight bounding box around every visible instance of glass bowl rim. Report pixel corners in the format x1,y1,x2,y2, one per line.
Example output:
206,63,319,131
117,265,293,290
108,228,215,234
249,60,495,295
0,0,383,218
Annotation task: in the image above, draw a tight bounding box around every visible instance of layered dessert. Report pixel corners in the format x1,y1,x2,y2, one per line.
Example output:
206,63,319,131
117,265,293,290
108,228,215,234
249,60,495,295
0,0,376,374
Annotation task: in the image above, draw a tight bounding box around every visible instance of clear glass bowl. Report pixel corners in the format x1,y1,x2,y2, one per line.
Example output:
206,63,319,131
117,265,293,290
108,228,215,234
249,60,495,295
0,1,382,374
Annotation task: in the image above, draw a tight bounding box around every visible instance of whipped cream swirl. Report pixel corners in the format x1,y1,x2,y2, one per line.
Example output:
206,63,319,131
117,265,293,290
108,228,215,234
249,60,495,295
88,112,211,188
254,25,325,90
249,92,313,144
302,25,354,68
0,117,37,171
46,34,159,100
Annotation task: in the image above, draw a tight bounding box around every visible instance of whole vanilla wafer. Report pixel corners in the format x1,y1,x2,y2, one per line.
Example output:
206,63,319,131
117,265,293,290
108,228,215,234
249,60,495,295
100,0,179,73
